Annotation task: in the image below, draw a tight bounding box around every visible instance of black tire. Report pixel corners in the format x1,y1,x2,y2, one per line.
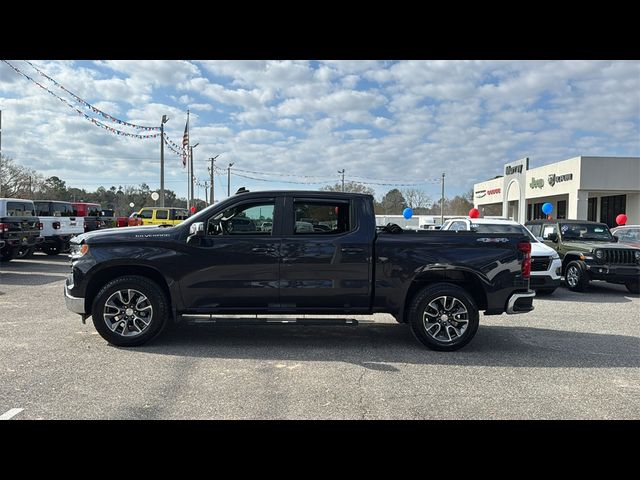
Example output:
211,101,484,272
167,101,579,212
0,248,16,262
407,283,479,351
564,261,589,292
91,275,170,347
536,288,557,296
626,282,640,294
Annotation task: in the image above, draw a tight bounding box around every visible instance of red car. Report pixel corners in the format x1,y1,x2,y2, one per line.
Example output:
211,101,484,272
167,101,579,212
611,225,640,248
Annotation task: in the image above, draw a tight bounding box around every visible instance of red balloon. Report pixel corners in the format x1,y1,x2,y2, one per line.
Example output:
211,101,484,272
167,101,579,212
616,213,627,226
469,208,480,219
190,206,196,213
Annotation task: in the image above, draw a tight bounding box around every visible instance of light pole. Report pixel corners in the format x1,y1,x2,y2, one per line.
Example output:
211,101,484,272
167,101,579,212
338,169,345,192
227,162,234,197
208,154,220,205
160,114,169,207
440,172,445,226
189,142,199,209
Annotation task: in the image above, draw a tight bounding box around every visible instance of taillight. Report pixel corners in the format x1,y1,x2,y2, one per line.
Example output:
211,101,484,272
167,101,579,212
0,222,8,233
38,222,44,230
53,221,61,230
518,241,531,279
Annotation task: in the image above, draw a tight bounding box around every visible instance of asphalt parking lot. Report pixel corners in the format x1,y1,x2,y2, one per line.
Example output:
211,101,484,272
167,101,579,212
1,253,638,420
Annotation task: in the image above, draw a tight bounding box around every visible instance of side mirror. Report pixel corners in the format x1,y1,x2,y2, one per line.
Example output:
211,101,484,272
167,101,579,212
189,222,205,237
547,232,558,243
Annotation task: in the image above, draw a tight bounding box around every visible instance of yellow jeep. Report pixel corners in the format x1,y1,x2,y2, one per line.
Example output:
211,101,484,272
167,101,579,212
137,207,189,226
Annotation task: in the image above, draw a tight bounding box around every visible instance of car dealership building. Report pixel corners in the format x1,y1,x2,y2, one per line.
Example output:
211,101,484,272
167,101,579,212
473,156,640,227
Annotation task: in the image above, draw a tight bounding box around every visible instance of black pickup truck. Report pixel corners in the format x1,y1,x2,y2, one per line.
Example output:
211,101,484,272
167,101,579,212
64,190,535,350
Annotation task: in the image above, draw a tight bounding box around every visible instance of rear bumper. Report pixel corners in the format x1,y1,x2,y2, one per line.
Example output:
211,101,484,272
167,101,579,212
64,278,86,315
506,290,535,314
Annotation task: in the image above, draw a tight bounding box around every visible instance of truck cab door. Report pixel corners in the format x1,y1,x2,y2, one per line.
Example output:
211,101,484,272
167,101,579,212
278,196,372,312
179,197,282,311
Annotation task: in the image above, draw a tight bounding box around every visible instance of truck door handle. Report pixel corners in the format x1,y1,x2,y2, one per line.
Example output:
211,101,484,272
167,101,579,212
341,247,364,253
252,247,276,253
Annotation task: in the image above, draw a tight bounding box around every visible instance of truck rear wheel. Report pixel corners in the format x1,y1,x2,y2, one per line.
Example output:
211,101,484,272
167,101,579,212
407,283,479,351
91,275,169,347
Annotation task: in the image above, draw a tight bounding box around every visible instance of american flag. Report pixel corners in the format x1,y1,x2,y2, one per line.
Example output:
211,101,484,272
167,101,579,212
182,114,189,168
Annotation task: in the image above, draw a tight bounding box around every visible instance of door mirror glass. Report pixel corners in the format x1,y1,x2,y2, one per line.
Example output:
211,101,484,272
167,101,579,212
189,222,205,237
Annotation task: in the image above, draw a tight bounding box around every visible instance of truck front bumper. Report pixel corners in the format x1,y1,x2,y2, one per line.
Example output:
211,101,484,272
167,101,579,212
506,290,535,314
585,263,640,284
64,277,86,315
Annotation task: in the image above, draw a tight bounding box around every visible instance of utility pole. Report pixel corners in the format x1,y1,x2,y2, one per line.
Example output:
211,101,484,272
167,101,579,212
338,169,345,192
208,154,219,205
189,143,199,210
0,109,3,197
440,172,445,226
160,115,169,207
227,162,234,197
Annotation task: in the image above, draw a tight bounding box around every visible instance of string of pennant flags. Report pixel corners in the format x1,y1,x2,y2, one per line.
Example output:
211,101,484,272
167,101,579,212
1,60,161,139
22,60,160,131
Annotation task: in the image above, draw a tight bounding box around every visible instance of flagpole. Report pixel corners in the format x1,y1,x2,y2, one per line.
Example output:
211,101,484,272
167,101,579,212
186,110,190,210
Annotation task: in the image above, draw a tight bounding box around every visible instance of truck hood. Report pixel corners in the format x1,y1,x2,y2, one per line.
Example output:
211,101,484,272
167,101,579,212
531,241,557,257
561,240,629,251
71,225,180,244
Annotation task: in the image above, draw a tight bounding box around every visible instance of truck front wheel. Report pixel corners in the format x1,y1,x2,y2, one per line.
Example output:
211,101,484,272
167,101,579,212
565,261,589,292
407,283,479,351
91,275,169,347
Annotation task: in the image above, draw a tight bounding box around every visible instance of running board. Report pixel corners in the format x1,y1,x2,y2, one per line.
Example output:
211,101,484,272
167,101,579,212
181,315,359,326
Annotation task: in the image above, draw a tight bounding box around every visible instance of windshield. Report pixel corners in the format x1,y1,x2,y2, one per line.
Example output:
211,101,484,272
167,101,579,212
560,223,613,241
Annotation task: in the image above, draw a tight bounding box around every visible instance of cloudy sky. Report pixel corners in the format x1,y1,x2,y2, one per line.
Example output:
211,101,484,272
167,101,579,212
1,60,638,202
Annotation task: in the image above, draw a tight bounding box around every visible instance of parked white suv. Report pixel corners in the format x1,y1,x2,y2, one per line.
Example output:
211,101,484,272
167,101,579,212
33,201,85,255
441,217,562,295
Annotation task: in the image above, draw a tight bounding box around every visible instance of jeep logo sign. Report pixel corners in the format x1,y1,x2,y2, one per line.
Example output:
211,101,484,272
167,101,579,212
530,177,544,189
548,173,573,187
505,165,523,175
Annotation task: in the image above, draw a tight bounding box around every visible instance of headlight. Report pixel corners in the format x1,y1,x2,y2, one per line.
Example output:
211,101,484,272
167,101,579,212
70,243,89,258
635,251,640,262
595,250,604,260
552,253,560,260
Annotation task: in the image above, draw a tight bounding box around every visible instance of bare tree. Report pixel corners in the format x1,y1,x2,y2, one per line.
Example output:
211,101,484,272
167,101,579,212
402,188,431,211
0,154,43,198
321,181,374,195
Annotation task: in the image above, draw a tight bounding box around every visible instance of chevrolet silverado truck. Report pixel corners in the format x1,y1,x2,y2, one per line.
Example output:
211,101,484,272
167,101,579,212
526,219,640,293
0,198,44,261
64,190,535,350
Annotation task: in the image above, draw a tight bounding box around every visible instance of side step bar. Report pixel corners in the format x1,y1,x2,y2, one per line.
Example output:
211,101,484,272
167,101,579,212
181,315,360,326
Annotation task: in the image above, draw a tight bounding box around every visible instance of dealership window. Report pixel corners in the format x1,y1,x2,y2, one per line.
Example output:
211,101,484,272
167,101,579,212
587,197,598,222
556,200,567,220
600,194,626,228
527,204,533,221
530,202,545,220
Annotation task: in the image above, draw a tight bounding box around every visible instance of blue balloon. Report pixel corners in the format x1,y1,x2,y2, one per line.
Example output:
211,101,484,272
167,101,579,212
542,202,553,215
403,207,413,219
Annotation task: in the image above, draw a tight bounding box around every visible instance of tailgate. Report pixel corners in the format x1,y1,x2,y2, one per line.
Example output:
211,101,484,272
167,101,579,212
60,217,85,235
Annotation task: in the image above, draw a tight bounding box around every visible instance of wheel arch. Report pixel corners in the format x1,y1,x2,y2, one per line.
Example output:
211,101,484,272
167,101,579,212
400,270,487,323
561,251,584,275
84,264,176,319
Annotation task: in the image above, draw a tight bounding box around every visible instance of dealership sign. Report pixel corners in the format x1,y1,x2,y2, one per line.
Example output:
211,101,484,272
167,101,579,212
505,165,523,175
548,173,573,187
530,177,544,189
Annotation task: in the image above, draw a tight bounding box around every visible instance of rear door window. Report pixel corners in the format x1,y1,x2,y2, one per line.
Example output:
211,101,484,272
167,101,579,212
6,202,35,216
155,209,169,220
293,200,350,234
52,203,75,217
